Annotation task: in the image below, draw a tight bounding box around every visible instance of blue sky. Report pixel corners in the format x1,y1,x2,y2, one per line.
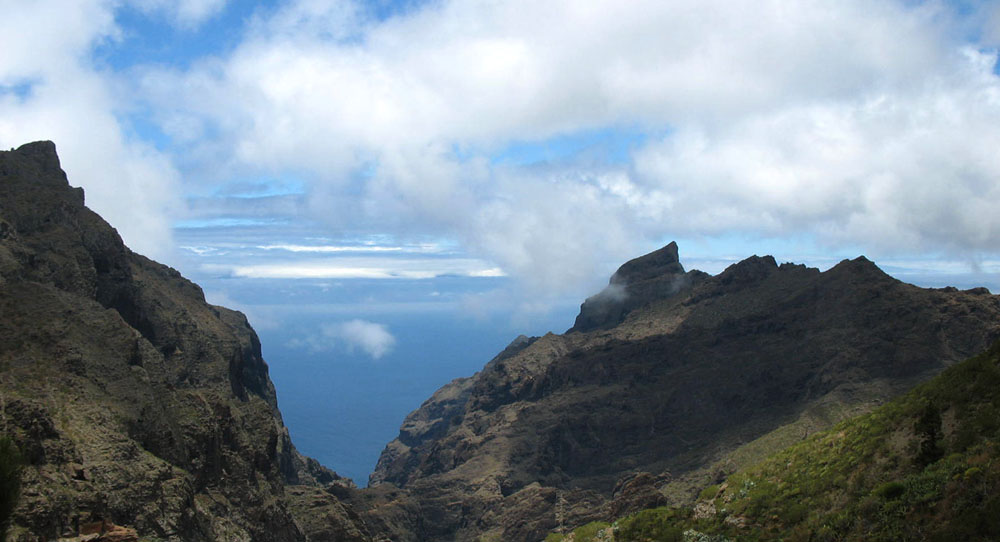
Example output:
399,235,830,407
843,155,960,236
4,0,1000,483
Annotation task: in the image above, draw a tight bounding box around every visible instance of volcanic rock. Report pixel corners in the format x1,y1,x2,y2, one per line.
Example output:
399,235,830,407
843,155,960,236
0,142,368,542
371,242,1000,541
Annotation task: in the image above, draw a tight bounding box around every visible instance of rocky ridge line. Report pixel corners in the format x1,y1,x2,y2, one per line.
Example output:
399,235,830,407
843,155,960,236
369,236,1000,541
0,142,369,542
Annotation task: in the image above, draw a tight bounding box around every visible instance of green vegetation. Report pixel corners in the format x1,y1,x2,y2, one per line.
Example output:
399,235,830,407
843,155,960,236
545,521,612,542
0,436,23,542
547,340,1000,541
616,507,689,541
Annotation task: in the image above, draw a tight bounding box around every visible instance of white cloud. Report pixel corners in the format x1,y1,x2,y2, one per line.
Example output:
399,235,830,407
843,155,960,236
0,0,181,262
129,0,1000,299
290,319,396,359
258,244,407,253
6,0,1000,306
203,257,505,279
631,48,1000,255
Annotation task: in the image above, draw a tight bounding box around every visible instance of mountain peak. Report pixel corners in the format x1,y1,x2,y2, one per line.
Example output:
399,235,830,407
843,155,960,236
611,241,684,285
14,140,63,173
571,242,699,332
827,255,892,280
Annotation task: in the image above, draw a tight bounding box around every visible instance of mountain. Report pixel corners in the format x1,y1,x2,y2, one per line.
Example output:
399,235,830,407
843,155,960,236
5,140,1000,542
556,337,1000,541
369,239,1000,541
0,142,369,542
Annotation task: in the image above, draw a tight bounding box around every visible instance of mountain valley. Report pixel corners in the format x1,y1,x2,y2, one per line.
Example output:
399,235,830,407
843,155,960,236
3,141,1000,542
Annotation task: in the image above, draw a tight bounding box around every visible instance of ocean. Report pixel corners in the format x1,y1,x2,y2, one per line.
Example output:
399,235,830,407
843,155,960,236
200,275,581,485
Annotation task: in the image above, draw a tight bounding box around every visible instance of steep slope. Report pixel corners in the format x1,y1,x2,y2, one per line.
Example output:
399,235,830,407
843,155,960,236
370,242,1000,541
573,337,1000,541
0,142,368,542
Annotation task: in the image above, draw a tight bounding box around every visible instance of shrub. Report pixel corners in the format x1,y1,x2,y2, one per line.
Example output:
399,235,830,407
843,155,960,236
0,436,23,542
617,508,687,542
874,481,905,501
571,521,611,542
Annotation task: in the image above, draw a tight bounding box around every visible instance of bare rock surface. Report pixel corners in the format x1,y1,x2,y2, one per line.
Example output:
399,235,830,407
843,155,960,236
370,237,1000,541
7,141,1000,542
0,142,369,542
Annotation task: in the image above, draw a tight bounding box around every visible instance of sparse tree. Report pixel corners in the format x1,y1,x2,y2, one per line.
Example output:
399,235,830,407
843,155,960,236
914,401,943,467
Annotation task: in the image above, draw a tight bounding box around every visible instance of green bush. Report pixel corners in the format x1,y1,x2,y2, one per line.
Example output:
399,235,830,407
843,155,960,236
698,484,720,501
571,521,610,542
874,481,905,501
0,436,23,542
617,508,687,542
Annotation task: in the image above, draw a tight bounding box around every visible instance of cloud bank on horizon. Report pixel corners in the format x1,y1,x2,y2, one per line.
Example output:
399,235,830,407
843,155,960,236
2,0,1000,301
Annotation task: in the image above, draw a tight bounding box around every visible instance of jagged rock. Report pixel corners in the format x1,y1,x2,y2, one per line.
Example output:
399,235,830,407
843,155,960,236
370,242,1000,541
571,241,708,332
607,472,669,519
9,140,1000,542
0,142,368,542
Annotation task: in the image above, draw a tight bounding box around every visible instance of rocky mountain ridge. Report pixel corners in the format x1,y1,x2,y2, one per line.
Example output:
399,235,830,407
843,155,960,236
0,142,368,541
5,140,1000,542
551,337,1000,541
370,233,1000,541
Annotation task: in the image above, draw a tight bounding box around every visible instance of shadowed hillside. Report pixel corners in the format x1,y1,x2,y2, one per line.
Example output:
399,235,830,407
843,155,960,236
370,240,1000,541
4,141,1000,542
0,142,369,542
552,338,1000,541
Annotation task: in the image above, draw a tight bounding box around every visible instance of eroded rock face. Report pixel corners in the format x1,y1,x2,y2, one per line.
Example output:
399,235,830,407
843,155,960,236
371,243,1000,541
9,141,1000,542
570,242,708,332
0,142,367,542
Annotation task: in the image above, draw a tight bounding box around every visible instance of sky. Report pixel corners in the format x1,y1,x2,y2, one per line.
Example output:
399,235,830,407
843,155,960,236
4,0,1000,483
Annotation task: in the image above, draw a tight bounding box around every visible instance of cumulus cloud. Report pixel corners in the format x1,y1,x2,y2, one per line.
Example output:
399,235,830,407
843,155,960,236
630,49,1000,255
6,0,1000,304
289,319,396,359
126,0,1000,298
0,0,182,261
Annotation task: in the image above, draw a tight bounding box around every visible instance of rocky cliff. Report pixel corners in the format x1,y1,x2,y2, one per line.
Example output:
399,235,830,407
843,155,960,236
6,140,1000,542
570,338,1000,541
0,142,368,542
370,240,1000,541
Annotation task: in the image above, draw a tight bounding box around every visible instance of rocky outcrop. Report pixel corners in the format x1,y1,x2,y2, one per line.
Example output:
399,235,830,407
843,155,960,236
371,243,1000,541
8,140,1000,542
570,242,707,332
0,142,368,542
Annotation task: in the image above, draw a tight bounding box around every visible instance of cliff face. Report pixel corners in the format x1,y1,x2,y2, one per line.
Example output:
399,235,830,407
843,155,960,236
7,140,1000,542
0,142,366,542
370,241,1000,541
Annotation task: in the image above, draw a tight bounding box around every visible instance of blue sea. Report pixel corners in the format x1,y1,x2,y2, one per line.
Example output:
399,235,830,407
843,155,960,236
184,242,1000,486
194,275,581,485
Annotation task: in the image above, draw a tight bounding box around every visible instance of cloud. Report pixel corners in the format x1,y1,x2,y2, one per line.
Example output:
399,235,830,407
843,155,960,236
630,49,1000,255
259,244,403,253
202,256,505,279
0,0,182,262
290,319,396,359
6,0,1000,308
127,0,1000,300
